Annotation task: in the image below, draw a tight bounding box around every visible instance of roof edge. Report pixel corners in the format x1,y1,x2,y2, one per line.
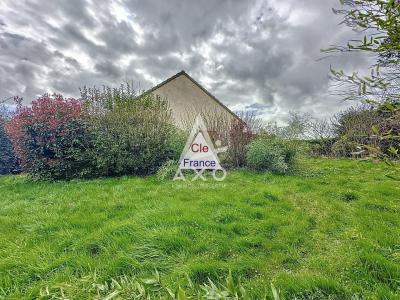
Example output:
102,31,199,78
143,70,243,123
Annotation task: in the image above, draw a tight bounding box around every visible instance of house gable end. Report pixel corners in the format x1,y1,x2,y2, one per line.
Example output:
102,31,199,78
145,71,242,125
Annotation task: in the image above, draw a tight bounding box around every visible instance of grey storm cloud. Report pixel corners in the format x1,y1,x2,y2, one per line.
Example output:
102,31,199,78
0,0,371,122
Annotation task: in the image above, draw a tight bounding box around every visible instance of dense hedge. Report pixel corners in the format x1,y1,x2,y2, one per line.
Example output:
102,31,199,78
332,103,400,158
5,93,183,180
87,94,184,177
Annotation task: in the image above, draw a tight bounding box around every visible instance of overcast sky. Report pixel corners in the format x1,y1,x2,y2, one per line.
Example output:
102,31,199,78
0,0,370,123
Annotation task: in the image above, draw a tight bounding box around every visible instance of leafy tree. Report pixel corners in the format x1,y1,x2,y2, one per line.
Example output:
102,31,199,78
324,0,400,178
324,0,400,103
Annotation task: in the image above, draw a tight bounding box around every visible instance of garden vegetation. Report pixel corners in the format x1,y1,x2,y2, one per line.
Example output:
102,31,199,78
3,88,185,180
0,1,399,297
1,86,301,180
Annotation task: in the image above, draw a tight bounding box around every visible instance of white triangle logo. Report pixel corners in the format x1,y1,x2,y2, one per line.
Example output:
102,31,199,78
177,115,222,170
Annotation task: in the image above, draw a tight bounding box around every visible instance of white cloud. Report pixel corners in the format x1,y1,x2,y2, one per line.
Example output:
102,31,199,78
0,0,370,124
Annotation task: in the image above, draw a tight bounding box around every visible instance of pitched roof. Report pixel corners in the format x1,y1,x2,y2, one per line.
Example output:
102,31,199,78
145,70,242,122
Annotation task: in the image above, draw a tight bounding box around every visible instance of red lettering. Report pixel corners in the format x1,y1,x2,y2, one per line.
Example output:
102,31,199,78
191,143,209,153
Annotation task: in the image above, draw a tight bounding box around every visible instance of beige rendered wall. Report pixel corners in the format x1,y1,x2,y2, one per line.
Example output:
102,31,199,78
150,74,235,129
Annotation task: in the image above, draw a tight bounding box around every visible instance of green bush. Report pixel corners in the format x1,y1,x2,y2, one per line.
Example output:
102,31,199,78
246,137,297,174
166,128,187,160
85,91,182,177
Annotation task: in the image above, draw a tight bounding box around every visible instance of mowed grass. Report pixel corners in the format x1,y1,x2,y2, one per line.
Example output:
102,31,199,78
0,159,399,299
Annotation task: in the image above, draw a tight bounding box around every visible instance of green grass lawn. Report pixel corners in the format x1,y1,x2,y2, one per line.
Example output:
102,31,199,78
0,159,399,299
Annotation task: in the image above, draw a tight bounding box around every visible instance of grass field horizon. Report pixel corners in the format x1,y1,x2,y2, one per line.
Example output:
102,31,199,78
0,158,399,299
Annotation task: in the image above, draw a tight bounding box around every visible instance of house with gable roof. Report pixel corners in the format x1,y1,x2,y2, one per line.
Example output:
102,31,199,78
145,70,242,128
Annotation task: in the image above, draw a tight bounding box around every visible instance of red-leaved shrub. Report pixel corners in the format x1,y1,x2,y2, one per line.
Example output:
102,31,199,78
226,120,254,167
6,95,93,180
